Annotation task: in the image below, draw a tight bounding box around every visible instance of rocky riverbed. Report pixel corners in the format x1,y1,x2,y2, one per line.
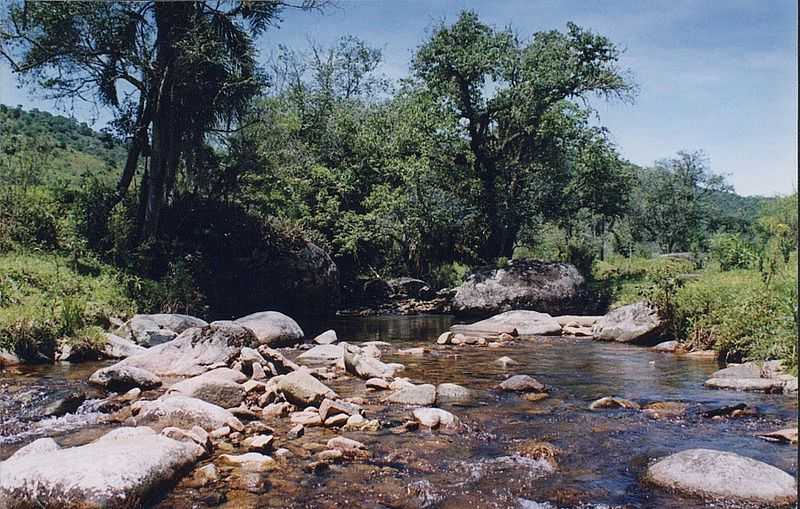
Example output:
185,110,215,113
0,314,797,508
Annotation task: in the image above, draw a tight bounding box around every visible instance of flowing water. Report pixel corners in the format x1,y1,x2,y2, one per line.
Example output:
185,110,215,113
0,315,797,508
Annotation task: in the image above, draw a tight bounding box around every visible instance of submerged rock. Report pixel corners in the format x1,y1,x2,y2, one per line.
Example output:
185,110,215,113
452,310,562,337
646,448,797,506
91,323,259,379
0,427,204,508
234,311,304,347
755,428,798,444
589,396,640,410
592,301,664,344
497,375,546,393
451,260,585,316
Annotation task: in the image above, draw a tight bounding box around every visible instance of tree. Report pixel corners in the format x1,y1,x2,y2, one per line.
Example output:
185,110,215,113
636,150,731,253
562,131,634,259
0,0,324,240
412,11,634,260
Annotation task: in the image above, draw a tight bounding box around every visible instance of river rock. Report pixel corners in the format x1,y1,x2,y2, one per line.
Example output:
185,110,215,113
88,365,162,391
704,377,785,393
452,310,561,337
592,301,664,344
313,329,338,345
115,313,208,346
497,375,546,393
297,344,344,365
646,448,797,505
43,390,86,418
642,401,688,419
589,396,640,410
274,369,338,406
219,453,276,471
0,427,204,508
451,260,585,316
92,323,259,379
652,340,681,353
0,348,21,367
133,394,243,432
244,434,274,452
412,407,460,429
365,377,391,390
384,383,436,405
554,315,601,327
494,356,518,368
168,371,246,408
257,346,301,374
234,311,304,347
102,333,148,359
755,428,798,444
344,351,399,379
318,398,362,421
435,383,473,403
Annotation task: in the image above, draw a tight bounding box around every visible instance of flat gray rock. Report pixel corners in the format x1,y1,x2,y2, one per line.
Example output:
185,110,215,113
384,383,436,406
168,371,245,408
452,310,562,337
704,377,785,393
0,427,204,508
115,313,207,346
646,448,797,505
91,323,259,379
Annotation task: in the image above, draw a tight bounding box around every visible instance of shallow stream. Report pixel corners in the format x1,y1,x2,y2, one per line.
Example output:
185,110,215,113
0,315,797,508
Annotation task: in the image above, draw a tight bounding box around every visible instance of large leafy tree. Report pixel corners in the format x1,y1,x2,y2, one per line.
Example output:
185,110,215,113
412,11,634,260
635,150,731,253
0,0,322,240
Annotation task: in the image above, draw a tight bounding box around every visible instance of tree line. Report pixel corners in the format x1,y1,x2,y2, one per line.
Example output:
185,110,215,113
0,2,786,306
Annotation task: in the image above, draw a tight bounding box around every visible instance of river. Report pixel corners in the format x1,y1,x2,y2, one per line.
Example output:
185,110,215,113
1,315,797,508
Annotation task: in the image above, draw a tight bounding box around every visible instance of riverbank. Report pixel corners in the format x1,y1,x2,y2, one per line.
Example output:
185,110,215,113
1,314,797,508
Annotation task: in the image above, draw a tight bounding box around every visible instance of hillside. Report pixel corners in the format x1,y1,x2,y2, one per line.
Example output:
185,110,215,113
0,104,125,187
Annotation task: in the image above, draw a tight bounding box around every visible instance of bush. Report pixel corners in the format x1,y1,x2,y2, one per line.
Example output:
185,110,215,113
428,261,470,289
0,251,137,359
709,233,756,271
672,268,797,372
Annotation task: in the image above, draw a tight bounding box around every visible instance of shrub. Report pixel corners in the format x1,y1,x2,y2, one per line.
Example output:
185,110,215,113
709,233,756,271
428,261,470,289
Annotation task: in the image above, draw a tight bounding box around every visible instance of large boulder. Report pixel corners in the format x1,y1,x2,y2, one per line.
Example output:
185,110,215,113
592,301,664,344
0,427,205,508
133,394,243,432
387,277,434,300
91,323,258,379
451,310,562,337
646,448,797,506
114,314,208,346
234,311,304,347
168,371,246,408
451,260,585,316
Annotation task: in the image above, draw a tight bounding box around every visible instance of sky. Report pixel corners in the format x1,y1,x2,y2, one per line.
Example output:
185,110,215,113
1,0,796,196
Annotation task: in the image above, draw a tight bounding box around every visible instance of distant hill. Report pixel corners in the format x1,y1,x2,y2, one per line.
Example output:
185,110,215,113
708,190,774,233
0,104,125,186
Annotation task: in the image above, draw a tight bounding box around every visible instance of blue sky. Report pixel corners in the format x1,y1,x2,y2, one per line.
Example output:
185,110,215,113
1,0,796,196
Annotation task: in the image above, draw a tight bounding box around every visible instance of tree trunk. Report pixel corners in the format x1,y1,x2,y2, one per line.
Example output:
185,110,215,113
140,2,191,240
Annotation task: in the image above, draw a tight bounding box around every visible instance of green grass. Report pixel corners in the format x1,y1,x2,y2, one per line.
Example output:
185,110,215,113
0,250,136,358
592,255,697,308
595,254,798,374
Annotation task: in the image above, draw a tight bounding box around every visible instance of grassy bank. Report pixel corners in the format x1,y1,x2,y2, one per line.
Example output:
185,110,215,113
594,255,797,374
0,251,138,359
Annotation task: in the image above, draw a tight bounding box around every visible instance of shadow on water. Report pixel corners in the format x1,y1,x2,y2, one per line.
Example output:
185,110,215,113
1,315,797,508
